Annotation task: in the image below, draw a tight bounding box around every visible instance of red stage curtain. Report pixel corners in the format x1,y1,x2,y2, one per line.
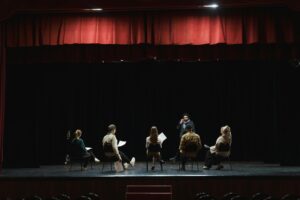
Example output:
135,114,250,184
0,22,6,170
5,10,298,47
6,13,146,46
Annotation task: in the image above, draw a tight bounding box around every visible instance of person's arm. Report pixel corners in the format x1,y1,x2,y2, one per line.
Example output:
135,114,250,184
179,135,185,152
198,135,202,149
158,139,162,148
112,135,121,160
177,118,184,129
212,137,222,151
145,137,150,149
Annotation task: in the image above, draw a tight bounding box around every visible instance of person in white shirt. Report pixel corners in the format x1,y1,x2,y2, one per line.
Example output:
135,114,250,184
102,124,135,169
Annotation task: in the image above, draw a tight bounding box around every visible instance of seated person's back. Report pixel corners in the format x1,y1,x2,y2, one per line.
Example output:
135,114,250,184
71,137,87,157
179,128,202,155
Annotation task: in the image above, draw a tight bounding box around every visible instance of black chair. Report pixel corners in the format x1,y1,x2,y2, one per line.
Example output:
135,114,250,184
217,142,232,170
199,194,217,200
69,144,93,171
252,193,270,200
195,192,210,200
231,195,249,200
54,194,71,200
76,196,92,200
68,155,93,171
223,192,240,200
102,143,119,171
179,142,201,170
84,193,100,200
146,143,163,171
281,194,300,200
25,196,43,200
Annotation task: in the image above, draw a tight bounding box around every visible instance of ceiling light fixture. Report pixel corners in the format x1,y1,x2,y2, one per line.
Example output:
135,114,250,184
84,8,103,11
203,3,219,8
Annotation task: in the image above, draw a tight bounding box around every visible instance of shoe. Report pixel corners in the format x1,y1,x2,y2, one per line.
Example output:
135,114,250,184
160,160,165,164
151,166,155,170
94,157,100,163
130,157,135,167
216,165,224,170
203,165,210,170
124,163,129,169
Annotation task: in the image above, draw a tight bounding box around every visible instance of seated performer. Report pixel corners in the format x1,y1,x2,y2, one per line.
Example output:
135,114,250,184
146,126,165,170
102,124,135,169
203,125,232,170
70,129,100,169
179,124,202,170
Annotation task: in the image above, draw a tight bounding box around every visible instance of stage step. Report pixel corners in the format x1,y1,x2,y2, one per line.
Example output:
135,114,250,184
126,185,172,200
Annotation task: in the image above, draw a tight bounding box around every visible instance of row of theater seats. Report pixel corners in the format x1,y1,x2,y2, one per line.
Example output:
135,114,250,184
195,192,300,200
5,192,100,200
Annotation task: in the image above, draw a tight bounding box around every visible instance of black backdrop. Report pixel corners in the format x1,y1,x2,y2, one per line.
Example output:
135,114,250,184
3,60,300,167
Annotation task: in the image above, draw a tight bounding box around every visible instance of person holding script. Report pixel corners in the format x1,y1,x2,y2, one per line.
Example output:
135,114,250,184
102,124,135,170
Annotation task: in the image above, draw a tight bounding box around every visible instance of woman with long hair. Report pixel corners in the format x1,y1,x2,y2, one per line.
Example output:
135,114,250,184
146,126,165,170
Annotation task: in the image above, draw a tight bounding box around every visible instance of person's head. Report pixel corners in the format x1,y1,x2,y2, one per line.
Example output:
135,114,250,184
149,126,158,143
74,129,82,138
185,124,193,132
108,124,116,134
221,125,231,136
183,113,190,122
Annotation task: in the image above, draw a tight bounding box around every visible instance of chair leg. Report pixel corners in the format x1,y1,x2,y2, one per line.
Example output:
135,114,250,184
69,161,73,171
229,157,232,170
192,160,194,170
146,158,149,171
102,162,105,172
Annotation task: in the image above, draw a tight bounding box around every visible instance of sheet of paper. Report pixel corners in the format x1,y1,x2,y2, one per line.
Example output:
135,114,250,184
114,161,124,172
158,132,167,143
85,147,92,151
117,140,126,147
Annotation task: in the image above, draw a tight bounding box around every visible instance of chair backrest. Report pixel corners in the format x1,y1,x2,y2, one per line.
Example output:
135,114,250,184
217,142,231,152
147,143,161,153
184,141,200,153
223,192,240,200
70,141,83,158
251,193,270,200
103,143,114,153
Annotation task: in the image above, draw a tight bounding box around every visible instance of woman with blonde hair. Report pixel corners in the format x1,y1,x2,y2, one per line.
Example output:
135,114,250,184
146,126,165,170
203,125,232,170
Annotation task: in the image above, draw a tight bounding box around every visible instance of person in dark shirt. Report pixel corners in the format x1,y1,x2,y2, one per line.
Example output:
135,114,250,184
170,113,196,161
71,129,99,169
177,113,196,137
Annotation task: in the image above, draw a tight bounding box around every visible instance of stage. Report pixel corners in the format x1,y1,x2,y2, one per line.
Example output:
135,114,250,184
1,162,300,200
1,162,300,178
